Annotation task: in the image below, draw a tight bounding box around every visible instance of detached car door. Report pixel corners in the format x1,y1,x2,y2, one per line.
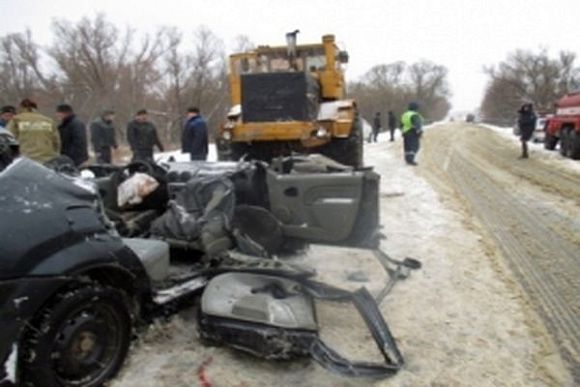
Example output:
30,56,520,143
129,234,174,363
266,169,380,248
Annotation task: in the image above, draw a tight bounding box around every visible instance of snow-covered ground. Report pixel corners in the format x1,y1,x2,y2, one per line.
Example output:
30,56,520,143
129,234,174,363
480,123,580,173
110,128,572,386
154,144,218,163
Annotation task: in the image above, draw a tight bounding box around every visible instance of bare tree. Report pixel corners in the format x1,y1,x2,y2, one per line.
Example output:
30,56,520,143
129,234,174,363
349,60,452,124
232,34,255,52
481,49,580,123
0,30,56,107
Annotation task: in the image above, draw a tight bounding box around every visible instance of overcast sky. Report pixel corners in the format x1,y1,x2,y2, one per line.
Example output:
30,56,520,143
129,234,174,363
1,0,578,112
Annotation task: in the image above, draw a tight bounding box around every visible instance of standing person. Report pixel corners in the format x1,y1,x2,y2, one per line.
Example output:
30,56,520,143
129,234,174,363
388,110,397,142
182,107,209,161
8,98,60,163
0,128,20,171
0,106,16,128
517,103,537,159
90,110,117,164
371,112,381,143
127,109,164,162
400,102,424,166
56,104,89,166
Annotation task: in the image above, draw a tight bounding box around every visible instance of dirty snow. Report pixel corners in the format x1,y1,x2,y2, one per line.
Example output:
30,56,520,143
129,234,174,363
3,344,17,383
111,131,571,386
155,144,218,163
480,123,580,173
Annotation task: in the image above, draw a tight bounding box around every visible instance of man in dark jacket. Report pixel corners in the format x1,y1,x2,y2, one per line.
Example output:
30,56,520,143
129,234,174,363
371,112,381,143
127,109,164,162
517,103,537,159
388,110,397,142
90,110,117,164
182,107,209,161
56,104,88,166
0,106,16,129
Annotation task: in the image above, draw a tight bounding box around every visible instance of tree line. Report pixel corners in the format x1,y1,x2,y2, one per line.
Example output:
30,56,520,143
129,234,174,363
0,13,454,146
348,60,452,124
0,14,230,146
480,49,580,125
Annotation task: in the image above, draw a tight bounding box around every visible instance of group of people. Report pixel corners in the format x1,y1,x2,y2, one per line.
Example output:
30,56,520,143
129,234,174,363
370,110,398,143
0,98,210,167
369,103,424,166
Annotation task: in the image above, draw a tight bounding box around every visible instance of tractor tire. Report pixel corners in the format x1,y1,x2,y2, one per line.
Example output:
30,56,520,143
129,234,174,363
570,130,580,160
21,283,132,387
559,129,569,157
544,133,558,150
323,117,364,168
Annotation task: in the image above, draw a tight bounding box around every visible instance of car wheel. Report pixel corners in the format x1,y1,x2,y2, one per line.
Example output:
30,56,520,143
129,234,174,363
544,133,558,150
21,283,132,387
570,130,580,160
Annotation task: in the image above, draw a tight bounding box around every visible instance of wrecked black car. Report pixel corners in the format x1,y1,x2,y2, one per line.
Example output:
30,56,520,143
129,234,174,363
0,154,412,386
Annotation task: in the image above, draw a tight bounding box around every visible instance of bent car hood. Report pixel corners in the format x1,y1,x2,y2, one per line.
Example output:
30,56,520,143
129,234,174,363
0,158,101,279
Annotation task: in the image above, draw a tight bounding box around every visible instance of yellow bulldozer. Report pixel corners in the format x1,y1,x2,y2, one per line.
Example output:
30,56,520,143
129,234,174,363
217,32,363,167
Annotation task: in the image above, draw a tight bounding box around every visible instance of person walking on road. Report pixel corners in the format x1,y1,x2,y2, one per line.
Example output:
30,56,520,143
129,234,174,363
388,110,397,142
0,105,16,129
182,107,209,161
370,112,381,143
517,103,537,159
127,109,164,162
400,102,423,166
56,104,89,166
90,110,117,164
8,98,60,163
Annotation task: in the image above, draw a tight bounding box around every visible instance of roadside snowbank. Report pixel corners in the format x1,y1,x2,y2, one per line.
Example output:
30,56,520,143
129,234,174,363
480,123,580,173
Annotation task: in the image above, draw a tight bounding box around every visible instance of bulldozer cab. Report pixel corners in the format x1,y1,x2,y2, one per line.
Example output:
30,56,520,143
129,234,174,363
229,35,348,105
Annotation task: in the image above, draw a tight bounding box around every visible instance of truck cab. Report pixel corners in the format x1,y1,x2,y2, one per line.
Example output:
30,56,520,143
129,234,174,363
544,91,580,159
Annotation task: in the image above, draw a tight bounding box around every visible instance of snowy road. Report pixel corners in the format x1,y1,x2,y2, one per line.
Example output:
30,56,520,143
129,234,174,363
420,123,580,384
111,125,574,386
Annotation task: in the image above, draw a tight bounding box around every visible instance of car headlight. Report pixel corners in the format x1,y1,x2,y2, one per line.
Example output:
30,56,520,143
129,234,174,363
222,131,232,141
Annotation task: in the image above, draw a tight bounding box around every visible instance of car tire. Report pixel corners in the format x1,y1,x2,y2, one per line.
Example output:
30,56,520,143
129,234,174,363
544,133,558,150
21,283,132,387
570,130,580,160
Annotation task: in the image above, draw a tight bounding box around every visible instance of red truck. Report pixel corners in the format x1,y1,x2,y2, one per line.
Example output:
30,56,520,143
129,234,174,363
545,91,580,159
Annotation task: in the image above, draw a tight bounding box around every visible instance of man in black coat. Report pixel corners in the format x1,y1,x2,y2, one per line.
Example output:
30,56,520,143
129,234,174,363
127,109,164,162
371,112,381,143
182,107,209,161
517,103,537,159
56,104,88,166
388,110,397,142
90,110,117,164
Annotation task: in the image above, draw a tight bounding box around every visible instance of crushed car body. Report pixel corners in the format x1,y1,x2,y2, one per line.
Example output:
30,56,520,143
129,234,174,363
0,154,417,386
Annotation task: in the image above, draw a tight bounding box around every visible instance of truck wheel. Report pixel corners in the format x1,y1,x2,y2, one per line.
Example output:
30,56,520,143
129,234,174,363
544,133,558,150
21,284,132,387
570,130,580,160
326,116,363,168
559,129,568,157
